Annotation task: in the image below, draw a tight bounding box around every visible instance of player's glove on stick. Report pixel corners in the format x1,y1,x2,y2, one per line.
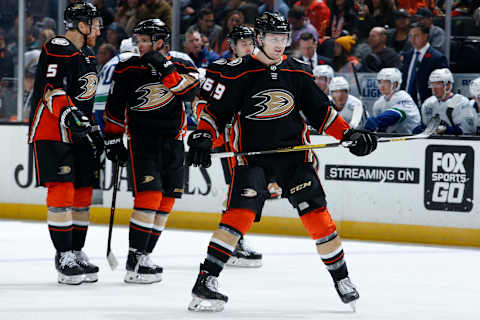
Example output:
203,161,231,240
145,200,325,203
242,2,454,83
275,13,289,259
60,106,90,138
104,135,128,166
341,129,378,156
89,124,105,159
141,51,176,77
186,130,213,168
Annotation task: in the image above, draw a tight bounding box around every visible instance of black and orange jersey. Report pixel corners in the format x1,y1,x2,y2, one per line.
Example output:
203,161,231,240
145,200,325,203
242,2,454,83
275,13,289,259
28,36,98,143
197,55,350,164
104,54,199,139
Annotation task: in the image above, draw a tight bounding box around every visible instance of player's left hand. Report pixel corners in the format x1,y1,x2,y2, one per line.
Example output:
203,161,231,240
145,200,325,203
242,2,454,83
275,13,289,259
141,51,175,77
186,130,213,168
341,129,377,156
88,124,104,159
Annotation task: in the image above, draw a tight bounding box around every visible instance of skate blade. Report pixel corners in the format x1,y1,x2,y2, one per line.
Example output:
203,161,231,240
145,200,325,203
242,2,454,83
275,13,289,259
124,271,156,284
57,273,84,285
226,257,262,268
107,251,119,271
83,273,98,283
153,273,163,283
349,301,356,312
188,295,225,312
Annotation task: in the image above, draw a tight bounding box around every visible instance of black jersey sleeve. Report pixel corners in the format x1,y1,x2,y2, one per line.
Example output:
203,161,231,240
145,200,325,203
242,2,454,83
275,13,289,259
104,61,130,135
160,56,199,101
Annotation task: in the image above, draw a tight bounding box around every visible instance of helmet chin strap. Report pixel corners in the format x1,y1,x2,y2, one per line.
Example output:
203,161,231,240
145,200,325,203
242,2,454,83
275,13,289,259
76,21,90,47
258,35,276,61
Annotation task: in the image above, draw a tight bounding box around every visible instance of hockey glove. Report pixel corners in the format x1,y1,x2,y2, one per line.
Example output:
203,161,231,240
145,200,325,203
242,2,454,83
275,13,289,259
341,129,378,157
88,124,105,159
141,51,176,78
60,106,90,138
104,134,128,167
186,130,213,168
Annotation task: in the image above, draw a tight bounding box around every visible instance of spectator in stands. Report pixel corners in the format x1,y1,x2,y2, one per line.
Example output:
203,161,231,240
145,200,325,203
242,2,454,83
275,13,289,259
226,0,258,25
115,0,140,34
258,0,290,20
289,6,318,49
397,0,431,16
333,35,360,72
106,22,127,50
97,43,117,70
185,29,219,68
400,22,448,107
328,0,359,38
360,27,401,72
295,0,331,38
209,0,229,25
298,32,333,68
386,9,412,54
188,8,223,52
22,63,37,122
214,10,244,54
371,0,396,28
350,0,376,42
0,32,13,80
416,8,446,53
94,0,115,28
38,28,55,48
137,0,172,29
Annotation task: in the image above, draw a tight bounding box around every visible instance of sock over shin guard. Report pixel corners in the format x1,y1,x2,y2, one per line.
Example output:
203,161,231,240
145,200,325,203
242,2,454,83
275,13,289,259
72,187,93,251
145,197,174,254
129,191,162,251
46,182,74,252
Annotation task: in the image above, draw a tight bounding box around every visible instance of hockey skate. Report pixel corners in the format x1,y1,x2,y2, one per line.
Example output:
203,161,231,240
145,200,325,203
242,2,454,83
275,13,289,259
144,254,163,283
226,236,262,268
188,267,228,312
73,250,99,283
124,250,157,284
335,277,360,311
55,251,85,285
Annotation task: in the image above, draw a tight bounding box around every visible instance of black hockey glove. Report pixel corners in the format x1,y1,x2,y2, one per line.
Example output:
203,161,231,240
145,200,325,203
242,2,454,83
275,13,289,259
104,134,128,167
88,124,104,159
141,51,176,78
341,129,378,157
186,130,213,168
60,106,90,138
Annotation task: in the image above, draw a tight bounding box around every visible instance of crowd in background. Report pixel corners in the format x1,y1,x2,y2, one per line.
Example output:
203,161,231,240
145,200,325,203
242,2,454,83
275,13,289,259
1,0,480,131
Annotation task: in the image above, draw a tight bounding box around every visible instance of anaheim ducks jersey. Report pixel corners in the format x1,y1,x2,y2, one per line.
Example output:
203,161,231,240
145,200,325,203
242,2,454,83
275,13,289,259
372,90,421,134
422,94,476,134
28,36,98,143
104,54,199,139
197,55,349,164
333,94,366,129
468,99,480,135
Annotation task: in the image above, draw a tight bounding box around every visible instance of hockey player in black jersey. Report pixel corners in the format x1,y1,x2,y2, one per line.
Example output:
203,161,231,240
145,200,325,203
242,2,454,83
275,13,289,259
103,19,199,284
28,1,102,285
186,12,377,312
196,25,263,268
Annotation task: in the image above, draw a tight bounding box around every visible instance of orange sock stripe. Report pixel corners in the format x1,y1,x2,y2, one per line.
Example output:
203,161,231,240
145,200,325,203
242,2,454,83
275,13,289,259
48,227,73,232
323,252,344,264
208,244,232,257
130,224,152,234
73,226,88,231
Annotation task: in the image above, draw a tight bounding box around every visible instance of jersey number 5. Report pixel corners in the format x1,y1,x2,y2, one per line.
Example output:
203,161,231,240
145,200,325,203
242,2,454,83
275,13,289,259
46,64,58,78
202,77,225,100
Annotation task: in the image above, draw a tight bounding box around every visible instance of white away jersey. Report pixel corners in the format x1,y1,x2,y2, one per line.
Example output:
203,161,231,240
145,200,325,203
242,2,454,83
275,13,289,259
372,90,421,133
468,99,480,135
422,94,476,134
334,94,366,129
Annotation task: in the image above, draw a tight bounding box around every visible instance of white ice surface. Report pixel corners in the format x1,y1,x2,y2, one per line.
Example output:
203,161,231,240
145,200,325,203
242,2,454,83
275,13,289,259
0,220,478,320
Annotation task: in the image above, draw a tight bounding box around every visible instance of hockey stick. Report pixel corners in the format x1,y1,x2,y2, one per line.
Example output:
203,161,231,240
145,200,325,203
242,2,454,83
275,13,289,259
106,161,120,270
212,116,440,159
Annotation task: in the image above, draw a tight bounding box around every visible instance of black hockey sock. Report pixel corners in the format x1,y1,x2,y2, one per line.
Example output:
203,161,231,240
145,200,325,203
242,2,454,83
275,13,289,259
145,211,169,254
129,209,154,251
72,208,89,251
47,207,73,252
202,225,240,277
321,248,349,282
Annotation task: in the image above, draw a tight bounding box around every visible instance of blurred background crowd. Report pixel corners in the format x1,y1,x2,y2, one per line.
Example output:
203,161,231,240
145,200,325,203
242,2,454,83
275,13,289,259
1,0,480,131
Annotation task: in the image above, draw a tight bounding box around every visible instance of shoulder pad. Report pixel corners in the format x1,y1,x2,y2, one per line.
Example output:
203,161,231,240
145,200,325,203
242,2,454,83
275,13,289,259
291,56,309,66
50,37,70,46
285,56,312,74
169,56,198,70
348,95,362,106
119,52,138,62
423,96,438,107
451,94,469,105
207,56,253,79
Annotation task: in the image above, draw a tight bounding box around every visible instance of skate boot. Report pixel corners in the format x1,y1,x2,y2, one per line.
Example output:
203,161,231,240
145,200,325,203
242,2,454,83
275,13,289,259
55,251,85,285
188,266,228,312
124,249,157,284
226,236,262,268
335,277,360,311
73,250,99,283
144,254,163,283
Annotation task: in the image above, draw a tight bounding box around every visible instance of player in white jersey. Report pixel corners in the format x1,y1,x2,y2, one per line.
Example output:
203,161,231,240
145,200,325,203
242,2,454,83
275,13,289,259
468,77,480,135
313,65,334,96
366,68,420,134
418,68,476,135
329,76,366,129
93,38,139,131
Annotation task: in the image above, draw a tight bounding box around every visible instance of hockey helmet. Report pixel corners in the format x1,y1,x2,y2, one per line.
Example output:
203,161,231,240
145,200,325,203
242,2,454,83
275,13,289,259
227,26,255,43
120,37,139,54
64,1,100,30
329,76,350,92
133,19,171,43
377,68,402,90
428,68,454,88
469,77,480,98
254,12,290,36
313,65,334,81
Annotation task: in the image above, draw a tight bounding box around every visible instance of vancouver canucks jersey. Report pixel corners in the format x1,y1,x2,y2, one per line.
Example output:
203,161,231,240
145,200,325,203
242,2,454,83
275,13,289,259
372,90,420,133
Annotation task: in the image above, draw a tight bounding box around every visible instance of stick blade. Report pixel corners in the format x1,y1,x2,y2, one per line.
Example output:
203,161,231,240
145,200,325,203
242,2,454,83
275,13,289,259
107,250,119,271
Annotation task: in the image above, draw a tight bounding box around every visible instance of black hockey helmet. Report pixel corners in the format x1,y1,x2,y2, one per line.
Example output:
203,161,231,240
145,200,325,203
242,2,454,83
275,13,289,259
254,12,290,36
133,19,171,43
227,26,255,43
64,1,100,30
